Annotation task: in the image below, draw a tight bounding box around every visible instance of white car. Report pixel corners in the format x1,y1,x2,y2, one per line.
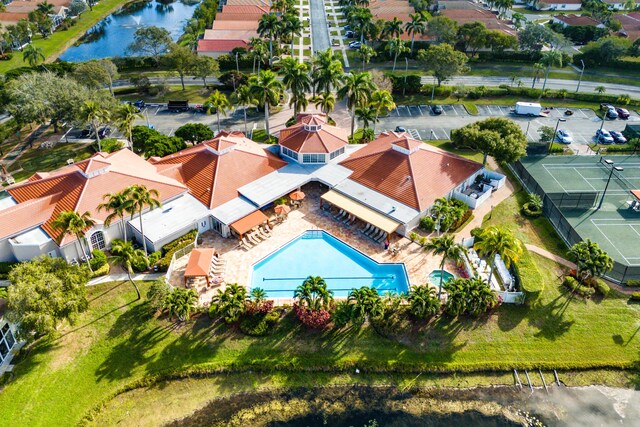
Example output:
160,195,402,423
348,41,361,49
556,129,573,144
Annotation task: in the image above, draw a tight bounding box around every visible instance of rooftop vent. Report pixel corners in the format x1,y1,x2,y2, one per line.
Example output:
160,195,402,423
304,124,322,132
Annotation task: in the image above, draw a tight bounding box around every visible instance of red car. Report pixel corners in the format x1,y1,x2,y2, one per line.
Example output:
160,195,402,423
616,108,630,119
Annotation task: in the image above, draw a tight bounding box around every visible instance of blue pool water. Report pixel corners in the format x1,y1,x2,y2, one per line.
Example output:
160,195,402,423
428,270,455,286
250,230,410,298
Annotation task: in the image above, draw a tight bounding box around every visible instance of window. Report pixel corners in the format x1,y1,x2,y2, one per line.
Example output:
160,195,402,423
302,153,325,164
0,339,7,361
329,147,345,160
90,231,106,250
281,146,298,161
2,324,14,349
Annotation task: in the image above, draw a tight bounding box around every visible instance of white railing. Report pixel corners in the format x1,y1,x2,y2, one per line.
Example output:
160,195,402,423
453,187,492,209
498,291,526,305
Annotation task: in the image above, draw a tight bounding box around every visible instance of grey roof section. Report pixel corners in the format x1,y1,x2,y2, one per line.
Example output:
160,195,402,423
333,179,420,224
306,162,353,187
210,195,259,225
128,194,210,243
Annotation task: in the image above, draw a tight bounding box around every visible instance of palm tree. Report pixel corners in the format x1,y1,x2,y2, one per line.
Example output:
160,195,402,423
257,13,281,66
424,235,466,300
351,9,374,44
113,103,142,147
531,62,544,89
248,38,269,73
511,12,526,29
348,286,384,322
388,37,409,72
22,44,44,67
595,86,606,95
383,17,404,40
358,44,376,71
369,89,395,133
281,13,302,58
337,71,375,138
163,287,199,321
474,226,523,286
355,105,377,132
98,191,133,242
250,287,267,304
231,84,257,135
51,210,96,271
443,277,496,317
407,285,439,319
248,69,284,137
279,58,312,115
126,184,161,255
36,1,54,14
294,276,334,311
540,50,563,94
312,48,344,94
312,91,336,115
206,90,231,134
211,283,247,323
79,99,111,152
110,239,146,300
404,13,426,53
568,239,613,284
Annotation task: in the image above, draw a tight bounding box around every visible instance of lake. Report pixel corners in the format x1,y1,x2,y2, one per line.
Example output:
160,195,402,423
59,0,199,62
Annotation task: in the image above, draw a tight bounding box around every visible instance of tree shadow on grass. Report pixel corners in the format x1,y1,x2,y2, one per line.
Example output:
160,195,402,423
529,286,577,341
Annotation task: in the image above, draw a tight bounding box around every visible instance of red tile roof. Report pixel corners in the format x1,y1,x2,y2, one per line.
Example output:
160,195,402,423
150,132,288,209
339,132,483,211
616,13,640,41
6,150,187,246
198,39,249,53
0,195,58,240
215,13,265,21
221,5,270,14
212,20,260,30
279,115,349,154
554,14,601,27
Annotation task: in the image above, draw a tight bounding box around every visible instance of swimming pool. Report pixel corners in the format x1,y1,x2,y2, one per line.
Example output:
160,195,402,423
428,270,455,286
250,230,410,298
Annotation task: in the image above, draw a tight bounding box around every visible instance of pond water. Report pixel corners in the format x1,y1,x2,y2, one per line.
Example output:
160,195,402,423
59,0,199,62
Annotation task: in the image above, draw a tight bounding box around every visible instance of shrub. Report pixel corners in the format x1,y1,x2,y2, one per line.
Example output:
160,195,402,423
146,279,171,311
331,300,353,327
390,74,421,94
148,251,161,267
594,280,610,297
157,230,198,272
97,138,124,153
245,299,274,316
470,227,484,240
240,310,280,336
0,262,18,280
89,249,107,270
293,303,331,328
409,232,418,243
131,254,150,272
625,280,640,287
450,209,473,232
630,292,640,301
90,263,110,278
563,276,596,298
420,216,436,232
521,202,543,218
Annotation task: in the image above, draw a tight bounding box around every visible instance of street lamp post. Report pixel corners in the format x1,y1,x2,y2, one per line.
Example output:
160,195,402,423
403,57,408,97
431,76,436,102
576,60,585,93
547,118,566,154
598,160,623,209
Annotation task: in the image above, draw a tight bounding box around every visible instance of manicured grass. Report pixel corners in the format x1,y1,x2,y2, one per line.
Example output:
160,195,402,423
114,85,218,104
0,0,129,74
422,139,485,164
2,258,640,426
7,141,95,182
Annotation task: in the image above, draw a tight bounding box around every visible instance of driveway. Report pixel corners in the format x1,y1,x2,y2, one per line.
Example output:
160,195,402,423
309,0,330,52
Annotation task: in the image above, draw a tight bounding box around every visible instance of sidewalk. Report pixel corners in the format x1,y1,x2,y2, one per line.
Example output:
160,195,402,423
88,272,164,286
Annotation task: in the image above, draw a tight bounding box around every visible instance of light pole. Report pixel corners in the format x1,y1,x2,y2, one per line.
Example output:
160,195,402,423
403,57,408,97
235,52,240,73
547,118,566,154
431,76,436,102
598,160,623,209
575,60,585,93
526,119,532,141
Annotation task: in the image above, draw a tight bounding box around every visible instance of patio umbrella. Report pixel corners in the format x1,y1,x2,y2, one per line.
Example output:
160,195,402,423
274,204,291,215
290,190,305,201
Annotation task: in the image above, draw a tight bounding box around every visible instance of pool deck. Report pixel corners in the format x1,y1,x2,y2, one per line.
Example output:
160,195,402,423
169,183,457,304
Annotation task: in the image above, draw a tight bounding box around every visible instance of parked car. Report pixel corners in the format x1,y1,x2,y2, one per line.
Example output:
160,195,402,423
98,127,111,139
616,108,630,119
610,130,627,144
345,30,355,38
432,105,443,115
600,103,614,111
344,25,351,31
80,128,94,138
606,107,618,119
395,126,406,132
133,100,146,109
596,129,614,144
556,129,573,144
348,41,361,48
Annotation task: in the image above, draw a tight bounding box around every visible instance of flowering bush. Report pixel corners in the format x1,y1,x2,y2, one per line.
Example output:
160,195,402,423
245,300,274,316
293,303,331,328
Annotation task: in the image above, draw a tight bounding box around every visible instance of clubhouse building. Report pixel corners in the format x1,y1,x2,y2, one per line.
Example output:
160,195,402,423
0,114,504,263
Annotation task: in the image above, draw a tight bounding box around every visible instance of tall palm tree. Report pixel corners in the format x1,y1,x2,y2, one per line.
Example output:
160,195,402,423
110,239,146,300
51,210,95,271
231,84,257,135
474,226,523,286
348,286,384,321
382,17,404,46
388,37,409,72
531,62,544,89
351,9,374,44
211,283,247,323
126,184,161,255
355,105,378,131
98,191,133,242
337,71,375,138
22,44,44,67
79,99,111,152
257,13,281,66
404,13,426,53
358,44,376,71
279,58,312,115
248,69,284,137
369,89,395,133
407,285,439,319
114,103,142,147
540,49,563,94
206,90,231,133
281,13,302,58
312,48,344,94
312,91,336,115
424,235,466,300
163,287,199,321
248,38,269,73
294,276,334,311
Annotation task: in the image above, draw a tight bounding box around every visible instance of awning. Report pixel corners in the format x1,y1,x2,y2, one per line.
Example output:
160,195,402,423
230,209,269,236
321,190,400,234
184,248,216,278
632,190,640,201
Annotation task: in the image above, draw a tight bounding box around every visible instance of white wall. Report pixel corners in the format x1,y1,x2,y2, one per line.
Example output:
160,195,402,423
0,239,13,263
528,1,581,11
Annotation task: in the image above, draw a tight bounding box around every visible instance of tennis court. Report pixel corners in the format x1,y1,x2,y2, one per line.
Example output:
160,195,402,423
515,155,640,277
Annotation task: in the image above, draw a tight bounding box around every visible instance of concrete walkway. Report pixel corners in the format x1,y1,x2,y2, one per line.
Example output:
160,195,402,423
309,0,330,52
88,272,164,286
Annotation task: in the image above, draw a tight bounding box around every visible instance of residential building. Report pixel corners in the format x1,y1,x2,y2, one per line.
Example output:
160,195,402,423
552,14,605,28
615,12,640,41
0,299,20,376
526,0,582,11
601,0,627,10
197,40,249,58
278,114,348,164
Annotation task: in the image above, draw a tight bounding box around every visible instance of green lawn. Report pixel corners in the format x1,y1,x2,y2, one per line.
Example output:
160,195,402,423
422,139,484,164
114,85,219,104
0,0,129,74
7,141,95,182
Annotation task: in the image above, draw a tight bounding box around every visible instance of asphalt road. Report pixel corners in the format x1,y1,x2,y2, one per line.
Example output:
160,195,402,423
309,0,330,53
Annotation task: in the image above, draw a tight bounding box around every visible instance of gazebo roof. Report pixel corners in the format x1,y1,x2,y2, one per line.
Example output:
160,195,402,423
184,248,216,278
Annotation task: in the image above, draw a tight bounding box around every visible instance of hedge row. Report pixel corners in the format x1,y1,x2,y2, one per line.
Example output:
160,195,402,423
564,276,596,298
625,280,640,287
157,230,199,271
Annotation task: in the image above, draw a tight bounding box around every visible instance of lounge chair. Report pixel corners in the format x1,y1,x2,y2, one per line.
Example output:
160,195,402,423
333,209,345,220
261,225,272,236
366,226,378,237
376,232,387,243
342,214,353,224
248,233,261,244
349,216,357,225
258,227,270,238
373,230,385,241
360,223,372,233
